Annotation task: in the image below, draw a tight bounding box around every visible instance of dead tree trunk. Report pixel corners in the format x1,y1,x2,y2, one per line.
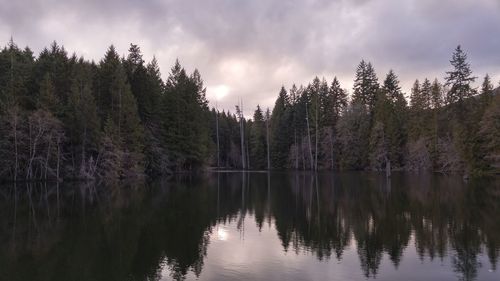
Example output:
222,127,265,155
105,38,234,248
266,111,271,170
56,135,61,181
215,105,220,169
315,96,318,171
330,128,334,170
13,109,19,182
294,130,298,170
237,100,246,170
305,102,313,171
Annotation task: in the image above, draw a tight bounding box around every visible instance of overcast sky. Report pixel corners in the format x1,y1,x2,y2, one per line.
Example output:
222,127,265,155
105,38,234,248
1,0,499,115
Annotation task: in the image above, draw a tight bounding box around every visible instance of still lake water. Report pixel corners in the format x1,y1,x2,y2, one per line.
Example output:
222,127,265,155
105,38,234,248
0,172,499,281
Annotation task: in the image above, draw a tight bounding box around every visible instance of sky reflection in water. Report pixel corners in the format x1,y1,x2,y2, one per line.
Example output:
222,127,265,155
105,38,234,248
0,172,499,281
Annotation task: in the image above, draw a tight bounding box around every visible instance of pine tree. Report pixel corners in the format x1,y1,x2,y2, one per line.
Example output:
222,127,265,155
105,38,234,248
33,41,71,112
270,86,291,169
249,105,266,169
161,60,210,170
480,74,494,109
318,77,347,169
444,46,484,173
352,60,379,111
409,79,423,140
330,77,348,122
66,62,101,178
430,79,443,109
125,44,155,123
429,79,443,167
97,48,145,177
421,78,432,110
383,70,402,103
376,70,407,169
0,38,34,108
143,57,169,175
445,45,476,106
97,45,122,121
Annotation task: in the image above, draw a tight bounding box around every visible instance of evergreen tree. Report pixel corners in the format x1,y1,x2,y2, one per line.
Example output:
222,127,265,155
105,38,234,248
429,79,444,167
97,45,122,121
249,105,266,169
143,57,169,175
409,80,423,140
444,46,485,173
352,60,379,111
430,79,443,109
421,78,432,110
0,40,498,180
318,77,347,169
445,45,476,106
329,77,348,122
0,38,34,108
66,62,101,178
33,41,72,112
161,60,210,170
374,70,407,169
337,103,371,170
270,86,291,169
480,74,494,109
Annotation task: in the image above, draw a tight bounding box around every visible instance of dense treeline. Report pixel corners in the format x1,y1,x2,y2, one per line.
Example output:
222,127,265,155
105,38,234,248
0,41,498,181
253,45,499,175
0,40,210,182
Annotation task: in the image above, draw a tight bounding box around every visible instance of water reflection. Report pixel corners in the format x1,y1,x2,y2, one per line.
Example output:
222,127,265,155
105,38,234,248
0,173,499,281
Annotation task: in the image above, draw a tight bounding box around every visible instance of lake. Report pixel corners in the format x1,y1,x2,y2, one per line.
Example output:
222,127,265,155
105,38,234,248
0,172,499,281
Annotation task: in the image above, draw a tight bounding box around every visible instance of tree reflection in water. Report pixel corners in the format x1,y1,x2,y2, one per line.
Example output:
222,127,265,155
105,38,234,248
0,172,498,281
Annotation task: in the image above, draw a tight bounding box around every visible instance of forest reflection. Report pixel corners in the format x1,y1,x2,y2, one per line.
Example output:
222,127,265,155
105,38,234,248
0,172,499,281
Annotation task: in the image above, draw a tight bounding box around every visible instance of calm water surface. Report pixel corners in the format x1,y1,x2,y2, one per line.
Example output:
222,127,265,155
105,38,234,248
0,172,499,281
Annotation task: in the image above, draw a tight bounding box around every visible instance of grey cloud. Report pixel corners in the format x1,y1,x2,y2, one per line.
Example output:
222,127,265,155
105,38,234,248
0,0,499,115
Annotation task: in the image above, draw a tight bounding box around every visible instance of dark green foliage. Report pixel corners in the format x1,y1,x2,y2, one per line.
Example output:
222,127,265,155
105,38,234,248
337,103,371,169
249,105,267,169
0,39,34,108
261,46,497,174
65,61,101,178
161,61,210,170
0,41,212,182
376,70,408,169
445,45,476,106
270,87,292,169
479,93,500,172
352,60,379,111
0,41,498,180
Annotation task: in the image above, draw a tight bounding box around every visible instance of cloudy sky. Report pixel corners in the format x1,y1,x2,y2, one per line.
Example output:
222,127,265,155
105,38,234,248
1,0,499,115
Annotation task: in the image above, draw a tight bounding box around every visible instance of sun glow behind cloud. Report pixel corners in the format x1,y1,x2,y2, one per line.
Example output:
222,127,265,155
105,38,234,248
207,85,230,102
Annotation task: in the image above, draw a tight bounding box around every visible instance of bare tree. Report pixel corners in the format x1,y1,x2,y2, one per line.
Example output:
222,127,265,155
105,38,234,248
236,100,246,170
265,108,271,170
215,103,220,169
305,102,314,170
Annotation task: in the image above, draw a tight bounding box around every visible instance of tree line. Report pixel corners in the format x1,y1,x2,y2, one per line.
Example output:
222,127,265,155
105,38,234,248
0,41,498,182
236,45,499,175
0,40,210,182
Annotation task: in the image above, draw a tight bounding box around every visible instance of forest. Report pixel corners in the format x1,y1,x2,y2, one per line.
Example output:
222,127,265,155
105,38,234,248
0,40,498,182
